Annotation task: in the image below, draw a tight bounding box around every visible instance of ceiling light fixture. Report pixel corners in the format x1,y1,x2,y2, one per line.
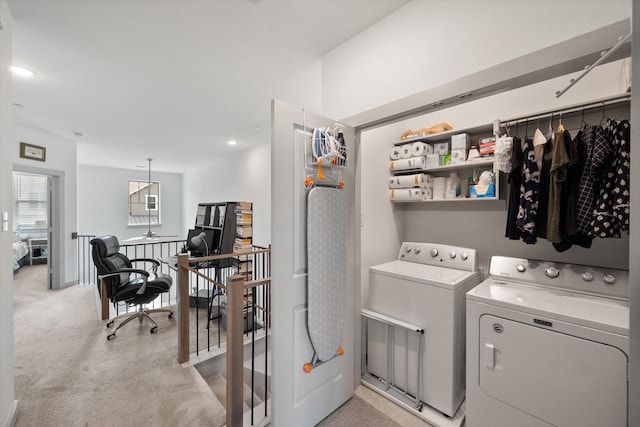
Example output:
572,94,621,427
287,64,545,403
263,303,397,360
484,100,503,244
11,66,35,77
228,140,237,146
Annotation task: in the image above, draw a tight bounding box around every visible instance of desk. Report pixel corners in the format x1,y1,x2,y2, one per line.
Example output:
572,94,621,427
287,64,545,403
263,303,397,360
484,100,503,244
28,238,48,265
158,255,224,317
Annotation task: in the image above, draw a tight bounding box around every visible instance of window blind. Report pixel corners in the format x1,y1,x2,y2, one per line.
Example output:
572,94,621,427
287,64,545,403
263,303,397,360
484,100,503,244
14,173,47,226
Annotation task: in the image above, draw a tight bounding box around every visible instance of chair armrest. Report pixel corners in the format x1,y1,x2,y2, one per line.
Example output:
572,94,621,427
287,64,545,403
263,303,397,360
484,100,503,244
130,257,160,266
130,258,159,274
98,268,149,280
98,269,151,295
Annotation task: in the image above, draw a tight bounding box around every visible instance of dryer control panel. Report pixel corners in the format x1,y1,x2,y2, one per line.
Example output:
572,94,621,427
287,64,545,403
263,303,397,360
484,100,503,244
398,242,478,272
488,256,629,301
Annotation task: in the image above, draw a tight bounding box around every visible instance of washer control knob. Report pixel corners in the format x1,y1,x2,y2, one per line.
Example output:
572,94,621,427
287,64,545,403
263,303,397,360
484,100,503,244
414,247,421,254
429,248,439,257
516,264,526,273
544,267,560,278
449,251,457,259
461,253,468,261
603,274,616,285
582,272,594,282
405,246,412,253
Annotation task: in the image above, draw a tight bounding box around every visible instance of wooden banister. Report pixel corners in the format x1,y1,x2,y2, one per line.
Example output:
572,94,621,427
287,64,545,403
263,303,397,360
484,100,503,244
100,279,109,320
177,253,190,364
226,274,245,427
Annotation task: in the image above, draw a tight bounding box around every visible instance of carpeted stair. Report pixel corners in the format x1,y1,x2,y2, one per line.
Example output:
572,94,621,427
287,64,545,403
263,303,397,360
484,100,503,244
203,371,268,413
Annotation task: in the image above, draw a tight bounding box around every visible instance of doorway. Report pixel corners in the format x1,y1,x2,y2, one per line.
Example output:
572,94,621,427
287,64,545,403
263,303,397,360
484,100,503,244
12,169,60,289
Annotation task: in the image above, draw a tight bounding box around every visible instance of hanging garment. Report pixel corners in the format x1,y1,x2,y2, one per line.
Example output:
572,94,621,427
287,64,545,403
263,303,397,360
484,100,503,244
591,119,631,237
495,135,513,173
535,136,553,240
553,129,586,251
613,120,631,231
564,128,593,249
547,130,571,243
516,138,540,244
533,128,547,172
575,125,607,235
505,137,523,240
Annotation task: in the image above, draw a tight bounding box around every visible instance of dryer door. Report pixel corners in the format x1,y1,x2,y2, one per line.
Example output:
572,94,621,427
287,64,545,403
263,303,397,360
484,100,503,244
479,314,627,427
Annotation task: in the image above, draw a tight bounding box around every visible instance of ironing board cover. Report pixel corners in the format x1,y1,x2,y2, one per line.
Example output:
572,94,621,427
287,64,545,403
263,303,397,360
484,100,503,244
307,186,346,362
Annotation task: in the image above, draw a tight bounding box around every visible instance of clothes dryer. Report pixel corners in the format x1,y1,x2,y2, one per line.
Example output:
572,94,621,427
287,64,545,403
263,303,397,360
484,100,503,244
466,256,629,427
364,242,482,425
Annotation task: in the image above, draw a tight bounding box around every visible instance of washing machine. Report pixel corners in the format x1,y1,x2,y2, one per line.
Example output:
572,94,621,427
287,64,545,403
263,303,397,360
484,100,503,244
363,242,482,424
466,256,629,427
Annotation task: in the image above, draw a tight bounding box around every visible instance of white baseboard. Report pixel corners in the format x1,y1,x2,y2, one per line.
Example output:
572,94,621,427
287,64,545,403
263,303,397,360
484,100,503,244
3,399,19,427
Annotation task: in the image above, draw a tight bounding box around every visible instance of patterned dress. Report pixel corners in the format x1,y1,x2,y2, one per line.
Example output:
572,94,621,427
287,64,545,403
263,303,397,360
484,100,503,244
591,120,630,237
516,138,540,244
576,125,607,235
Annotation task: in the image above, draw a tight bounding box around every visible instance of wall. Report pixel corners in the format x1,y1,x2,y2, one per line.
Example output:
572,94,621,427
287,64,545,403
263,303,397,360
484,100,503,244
322,0,631,120
182,143,271,247
359,59,630,302
0,1,17,425
12,127,78,287
77,165,183,241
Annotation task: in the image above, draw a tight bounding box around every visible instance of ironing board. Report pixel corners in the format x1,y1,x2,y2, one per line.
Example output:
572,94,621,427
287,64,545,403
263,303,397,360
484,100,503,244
304,186,346,371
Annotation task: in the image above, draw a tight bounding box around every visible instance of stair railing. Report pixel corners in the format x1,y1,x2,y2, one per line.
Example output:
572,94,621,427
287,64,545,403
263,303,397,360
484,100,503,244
177,247,271,427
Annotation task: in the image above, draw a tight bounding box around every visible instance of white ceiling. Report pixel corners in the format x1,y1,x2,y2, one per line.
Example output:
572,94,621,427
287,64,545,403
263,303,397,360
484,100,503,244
8,0,407,173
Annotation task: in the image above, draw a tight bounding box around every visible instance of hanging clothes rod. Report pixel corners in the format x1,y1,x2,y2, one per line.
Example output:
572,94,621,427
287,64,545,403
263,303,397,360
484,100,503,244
498,94,631,130
555,31,632,98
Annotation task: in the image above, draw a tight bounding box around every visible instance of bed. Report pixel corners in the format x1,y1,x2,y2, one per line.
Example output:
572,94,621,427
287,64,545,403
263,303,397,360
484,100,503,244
13,239,29,272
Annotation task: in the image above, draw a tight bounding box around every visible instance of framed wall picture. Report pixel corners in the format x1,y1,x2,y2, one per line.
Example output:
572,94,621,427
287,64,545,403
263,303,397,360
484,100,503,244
20,142,46,162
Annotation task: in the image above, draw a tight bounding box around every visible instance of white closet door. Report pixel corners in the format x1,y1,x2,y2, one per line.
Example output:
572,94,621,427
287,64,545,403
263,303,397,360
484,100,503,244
271,100,356,426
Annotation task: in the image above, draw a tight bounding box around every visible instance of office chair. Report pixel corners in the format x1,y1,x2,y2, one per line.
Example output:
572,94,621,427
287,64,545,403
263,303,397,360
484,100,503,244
90,235,174,340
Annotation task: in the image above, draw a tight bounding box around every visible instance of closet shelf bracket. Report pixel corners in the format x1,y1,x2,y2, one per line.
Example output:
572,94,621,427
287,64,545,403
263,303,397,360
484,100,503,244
555,31,631,99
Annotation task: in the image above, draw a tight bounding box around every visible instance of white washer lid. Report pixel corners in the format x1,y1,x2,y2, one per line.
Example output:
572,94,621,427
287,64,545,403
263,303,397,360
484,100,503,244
467,278,629,336
370,260,480,290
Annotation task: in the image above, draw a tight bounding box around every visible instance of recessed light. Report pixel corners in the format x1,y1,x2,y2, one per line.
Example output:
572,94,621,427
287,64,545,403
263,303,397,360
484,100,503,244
11,66,35,77
228,140,237,146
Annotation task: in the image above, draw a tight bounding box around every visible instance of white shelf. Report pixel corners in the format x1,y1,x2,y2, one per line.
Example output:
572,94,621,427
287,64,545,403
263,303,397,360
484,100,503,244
388,121,500,205
394,196,499,203
392,123,494,146
392,158,495,175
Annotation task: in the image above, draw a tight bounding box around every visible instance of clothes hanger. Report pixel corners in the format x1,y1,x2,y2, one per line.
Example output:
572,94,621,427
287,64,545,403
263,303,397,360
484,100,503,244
556,112,565,133
599,102,608,126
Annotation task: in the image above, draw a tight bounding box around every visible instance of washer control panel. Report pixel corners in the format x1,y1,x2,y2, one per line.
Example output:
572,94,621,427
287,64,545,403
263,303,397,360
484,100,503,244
489,256,629,300
398,242,478,272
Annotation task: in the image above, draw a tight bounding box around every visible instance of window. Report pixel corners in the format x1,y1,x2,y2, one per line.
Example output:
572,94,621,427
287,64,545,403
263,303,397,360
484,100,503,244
14,172,48,233
128,180,160,226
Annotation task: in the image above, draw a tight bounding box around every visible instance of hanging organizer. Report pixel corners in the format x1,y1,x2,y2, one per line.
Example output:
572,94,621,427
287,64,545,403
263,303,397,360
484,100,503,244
304,125,348,189
303,125,348,373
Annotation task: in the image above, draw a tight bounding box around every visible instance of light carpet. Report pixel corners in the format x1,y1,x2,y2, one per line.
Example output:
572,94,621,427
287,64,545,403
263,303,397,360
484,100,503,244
13,264,225,427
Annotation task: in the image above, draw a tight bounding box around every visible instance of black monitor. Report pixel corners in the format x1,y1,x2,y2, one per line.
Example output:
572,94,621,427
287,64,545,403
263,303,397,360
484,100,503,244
186,228,220,257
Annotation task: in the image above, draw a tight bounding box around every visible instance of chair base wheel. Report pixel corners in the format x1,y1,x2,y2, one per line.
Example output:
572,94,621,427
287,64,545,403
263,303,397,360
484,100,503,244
107,320,114,328
150,326,158,334
107,333,116,340
168,312,174,319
